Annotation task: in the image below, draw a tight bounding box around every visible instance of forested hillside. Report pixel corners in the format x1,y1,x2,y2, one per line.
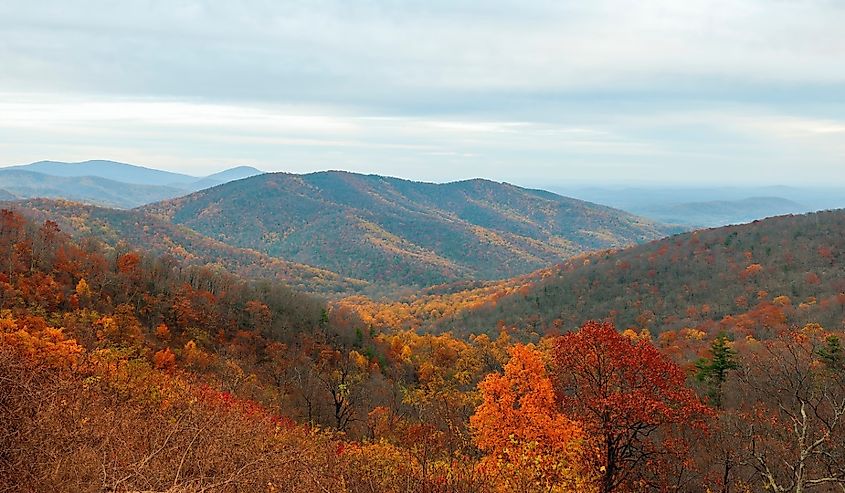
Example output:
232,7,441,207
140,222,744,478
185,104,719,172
345,210,845,337
2,208,845,492
144,171,675,287
4,199,366,294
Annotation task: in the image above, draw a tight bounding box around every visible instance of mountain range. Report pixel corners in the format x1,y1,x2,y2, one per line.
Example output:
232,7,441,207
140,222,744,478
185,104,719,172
2,164,676,293
0,169,185,209
549,184,845,227
637,196,805,227
0,160,263,208
141,171,677,288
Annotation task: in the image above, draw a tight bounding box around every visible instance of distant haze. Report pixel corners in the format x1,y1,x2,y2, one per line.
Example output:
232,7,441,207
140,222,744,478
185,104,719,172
0,1,843,185
0,160,263,208
3,159,843,229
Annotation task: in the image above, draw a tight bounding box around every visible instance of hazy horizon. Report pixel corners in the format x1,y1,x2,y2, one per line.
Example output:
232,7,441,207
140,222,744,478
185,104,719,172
6,157,845,191
6,158,845,191
2,1,844,186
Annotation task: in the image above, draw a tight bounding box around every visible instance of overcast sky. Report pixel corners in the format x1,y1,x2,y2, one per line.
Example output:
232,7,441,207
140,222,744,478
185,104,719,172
1,0,843,186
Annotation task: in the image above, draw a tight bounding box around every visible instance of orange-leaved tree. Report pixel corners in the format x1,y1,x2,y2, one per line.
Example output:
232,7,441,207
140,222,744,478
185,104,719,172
471,344,589,492
552,321,712,493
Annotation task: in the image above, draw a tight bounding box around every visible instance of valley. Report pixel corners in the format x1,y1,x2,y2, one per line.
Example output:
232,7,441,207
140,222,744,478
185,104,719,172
2,163,844,492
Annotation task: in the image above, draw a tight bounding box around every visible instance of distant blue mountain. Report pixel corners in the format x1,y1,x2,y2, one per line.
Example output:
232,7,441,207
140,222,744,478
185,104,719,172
190,166,264,189
639,196,806,227
6,160,198,187
204,166,263,183
0,169,184,208
548,184,845,228
5,160,264,189
0,160,265,208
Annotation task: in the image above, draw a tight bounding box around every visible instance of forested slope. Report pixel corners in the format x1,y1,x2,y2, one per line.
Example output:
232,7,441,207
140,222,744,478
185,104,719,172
144,171,675,287
2,207,845,492
345,210,845,336
4,199,367,294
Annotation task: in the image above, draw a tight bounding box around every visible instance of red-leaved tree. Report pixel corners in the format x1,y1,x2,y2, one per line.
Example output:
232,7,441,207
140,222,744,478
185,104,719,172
552,321,712,492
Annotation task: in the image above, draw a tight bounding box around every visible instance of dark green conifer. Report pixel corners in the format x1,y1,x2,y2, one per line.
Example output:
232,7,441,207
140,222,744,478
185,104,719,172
696,333,740,409
818,335,843,372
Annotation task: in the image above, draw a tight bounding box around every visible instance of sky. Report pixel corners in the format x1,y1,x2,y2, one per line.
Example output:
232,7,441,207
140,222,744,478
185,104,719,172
1,0,843,187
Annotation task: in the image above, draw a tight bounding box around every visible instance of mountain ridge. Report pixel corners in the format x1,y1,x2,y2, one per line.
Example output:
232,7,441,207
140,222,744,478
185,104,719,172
637,196,806,227
142,170,678,288
0,169,186,209
0,160,266,208
5,159,198,186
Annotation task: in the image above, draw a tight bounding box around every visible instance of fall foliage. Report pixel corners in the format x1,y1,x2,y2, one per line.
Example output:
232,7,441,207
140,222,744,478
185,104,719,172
2,207,845,492
553,322,713,492
471,344,588,492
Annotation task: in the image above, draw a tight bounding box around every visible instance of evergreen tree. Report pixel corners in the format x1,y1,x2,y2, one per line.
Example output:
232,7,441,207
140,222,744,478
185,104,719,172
696,333,739,409
818,335,843,372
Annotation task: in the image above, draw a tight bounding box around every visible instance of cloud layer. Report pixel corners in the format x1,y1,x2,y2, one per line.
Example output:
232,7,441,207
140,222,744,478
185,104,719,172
1,0,843,184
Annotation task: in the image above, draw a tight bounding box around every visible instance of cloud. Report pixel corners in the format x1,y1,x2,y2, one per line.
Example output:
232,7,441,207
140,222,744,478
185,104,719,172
2,0,843,104
0,0,842,184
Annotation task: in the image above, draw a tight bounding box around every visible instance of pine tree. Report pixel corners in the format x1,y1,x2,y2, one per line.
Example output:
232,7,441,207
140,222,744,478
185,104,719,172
818,335,843,372
696,333,739,409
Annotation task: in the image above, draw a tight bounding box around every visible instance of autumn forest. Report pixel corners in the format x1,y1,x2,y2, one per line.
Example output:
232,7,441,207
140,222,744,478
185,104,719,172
2,178,845,493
